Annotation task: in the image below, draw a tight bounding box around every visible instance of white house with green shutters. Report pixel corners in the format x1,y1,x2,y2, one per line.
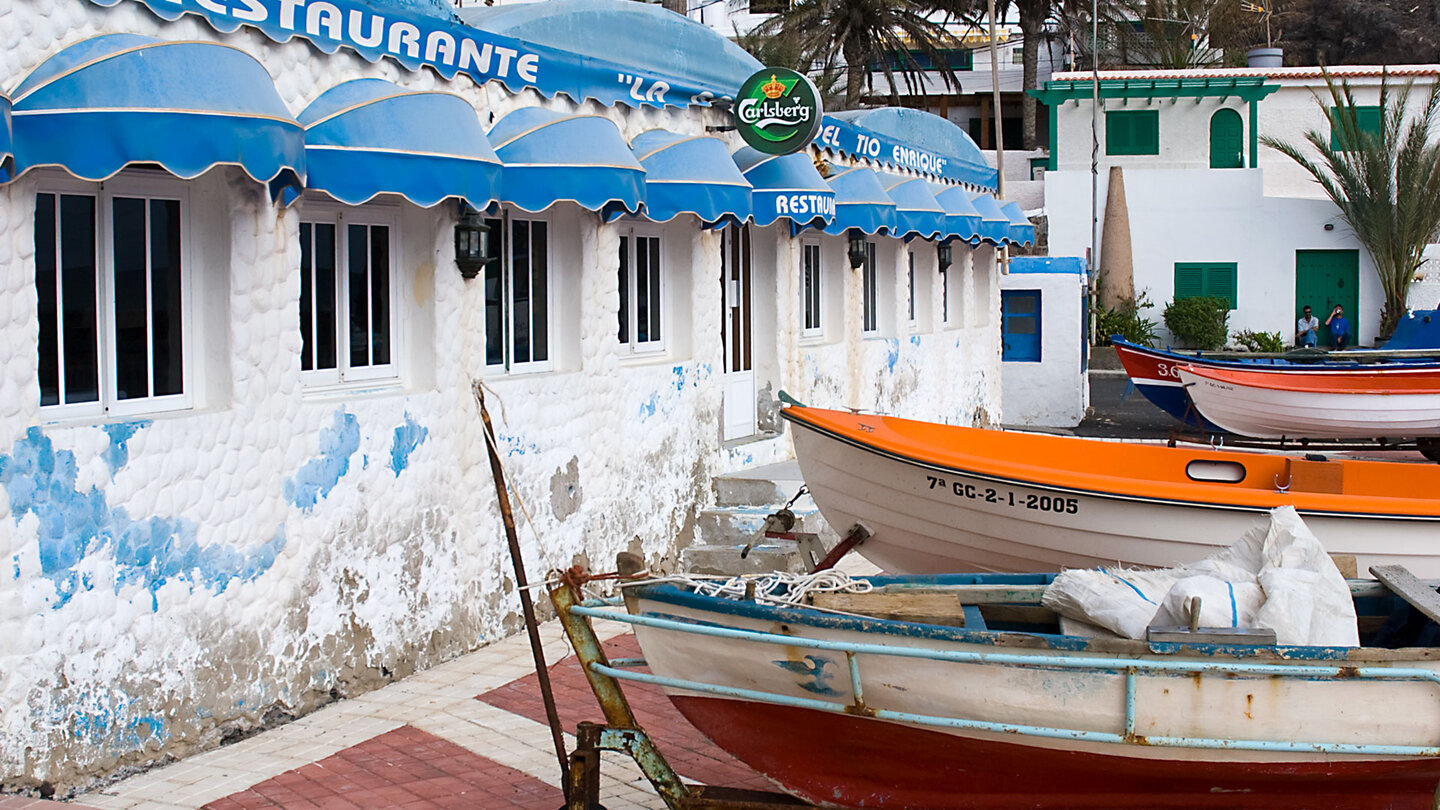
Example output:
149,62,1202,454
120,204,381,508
1034,65,1440,348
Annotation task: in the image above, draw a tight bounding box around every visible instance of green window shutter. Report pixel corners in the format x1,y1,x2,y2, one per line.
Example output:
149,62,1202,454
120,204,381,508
1106,110,1159,156
1204,263,1238,309
1174,264,1203,299
1330,105,1383,150
1175,262,1237,309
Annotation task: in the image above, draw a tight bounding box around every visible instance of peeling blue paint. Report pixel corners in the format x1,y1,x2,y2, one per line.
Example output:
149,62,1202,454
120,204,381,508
59,689,168,749
284,410,360,512
639,395,658,420
773,655,842,697
910,335,922,347
885,340,900,372
0,427,284,610
390,415,428,476
672,365,687,392
502,435,541,457
102,422,148,474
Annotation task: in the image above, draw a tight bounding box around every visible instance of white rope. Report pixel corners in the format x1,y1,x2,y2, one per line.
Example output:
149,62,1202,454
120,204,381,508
662,570,874,606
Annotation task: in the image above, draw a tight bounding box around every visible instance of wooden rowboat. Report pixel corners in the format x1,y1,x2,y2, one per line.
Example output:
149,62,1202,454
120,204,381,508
781,403,1440,576
580,568,1440,809
1178,363,1440,442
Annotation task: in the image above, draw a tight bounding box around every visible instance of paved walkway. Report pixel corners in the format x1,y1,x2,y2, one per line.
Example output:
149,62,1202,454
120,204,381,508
5,610,777,810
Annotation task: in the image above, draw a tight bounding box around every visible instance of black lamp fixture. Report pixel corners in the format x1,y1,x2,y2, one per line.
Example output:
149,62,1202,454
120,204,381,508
846,228,868,269
454,201,492,280
937,241,953,273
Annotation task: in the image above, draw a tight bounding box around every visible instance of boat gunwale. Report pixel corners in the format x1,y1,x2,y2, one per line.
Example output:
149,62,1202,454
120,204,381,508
1180,363,1440,395
780,405,1440,519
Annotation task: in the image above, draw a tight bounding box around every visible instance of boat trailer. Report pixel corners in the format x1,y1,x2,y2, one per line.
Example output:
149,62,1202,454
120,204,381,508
551,562,816,810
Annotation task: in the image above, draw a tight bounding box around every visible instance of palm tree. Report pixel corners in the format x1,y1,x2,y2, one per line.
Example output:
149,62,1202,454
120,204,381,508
747,0,966,109
1262,72,1440,339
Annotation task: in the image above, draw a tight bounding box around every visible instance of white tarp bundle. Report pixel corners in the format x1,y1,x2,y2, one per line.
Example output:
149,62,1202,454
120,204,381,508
1041,506,1359,646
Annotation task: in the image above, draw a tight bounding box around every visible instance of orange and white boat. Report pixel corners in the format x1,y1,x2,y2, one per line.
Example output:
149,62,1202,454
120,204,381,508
1178,364,1440,441
782,403,1440,576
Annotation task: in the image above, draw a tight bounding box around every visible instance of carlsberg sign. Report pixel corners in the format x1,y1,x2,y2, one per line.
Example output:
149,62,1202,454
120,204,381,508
734,68,823,155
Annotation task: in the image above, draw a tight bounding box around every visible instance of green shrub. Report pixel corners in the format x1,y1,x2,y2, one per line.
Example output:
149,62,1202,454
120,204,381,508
1095,292,1159,347
1163,296,1230,350
1232,329,1286,353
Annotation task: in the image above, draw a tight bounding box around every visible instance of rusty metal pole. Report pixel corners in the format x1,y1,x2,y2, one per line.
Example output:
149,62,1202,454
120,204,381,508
475,384,571,798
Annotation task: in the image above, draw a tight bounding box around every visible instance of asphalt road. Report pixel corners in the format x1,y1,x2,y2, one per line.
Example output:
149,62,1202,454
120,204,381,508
1072,371,1182,440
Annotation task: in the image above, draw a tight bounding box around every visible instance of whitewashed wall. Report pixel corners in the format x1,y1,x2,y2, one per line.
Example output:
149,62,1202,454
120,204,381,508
0,0,1004,793
1000,258,1086,427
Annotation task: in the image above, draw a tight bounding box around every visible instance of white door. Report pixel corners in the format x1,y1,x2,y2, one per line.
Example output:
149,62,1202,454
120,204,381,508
721,224,755,441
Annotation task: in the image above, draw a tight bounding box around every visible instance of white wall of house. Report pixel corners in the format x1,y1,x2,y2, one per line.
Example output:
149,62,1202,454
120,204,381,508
1000,257,1086,427
0,0,1004,792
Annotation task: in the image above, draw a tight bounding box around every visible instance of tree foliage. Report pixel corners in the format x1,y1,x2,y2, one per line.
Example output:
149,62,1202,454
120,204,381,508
1261,73,1440,338
1276,0,1440,66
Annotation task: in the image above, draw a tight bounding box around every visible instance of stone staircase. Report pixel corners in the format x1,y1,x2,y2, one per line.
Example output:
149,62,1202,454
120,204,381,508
680,460,841,575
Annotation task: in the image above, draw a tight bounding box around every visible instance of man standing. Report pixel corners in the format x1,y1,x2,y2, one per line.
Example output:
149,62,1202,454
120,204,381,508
1325,305,1350,350
1295,305,1319,348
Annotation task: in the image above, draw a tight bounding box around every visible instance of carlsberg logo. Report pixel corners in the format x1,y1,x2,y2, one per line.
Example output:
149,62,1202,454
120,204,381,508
734,68,822,155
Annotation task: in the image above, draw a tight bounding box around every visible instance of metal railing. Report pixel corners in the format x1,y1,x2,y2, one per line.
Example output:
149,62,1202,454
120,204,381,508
573,595,1440,757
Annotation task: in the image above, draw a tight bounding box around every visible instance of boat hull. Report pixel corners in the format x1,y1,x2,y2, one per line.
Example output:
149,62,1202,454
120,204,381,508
784,407,1440,576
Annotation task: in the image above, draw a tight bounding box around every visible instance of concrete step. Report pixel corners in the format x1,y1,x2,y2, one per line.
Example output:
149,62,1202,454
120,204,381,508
683,461,841,576
712,460,807,507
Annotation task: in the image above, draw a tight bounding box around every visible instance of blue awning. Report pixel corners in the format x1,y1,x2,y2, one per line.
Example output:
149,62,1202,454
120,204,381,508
296,79,501,209
969,193,1012,246
624,129,750,224
733,147,835,229
1001,201,1036,247
879,173,945,240
823,166,897,236
930,183,982,243
0,93,11,183
826,108,998,189
10,34,302,193
489,107,644,214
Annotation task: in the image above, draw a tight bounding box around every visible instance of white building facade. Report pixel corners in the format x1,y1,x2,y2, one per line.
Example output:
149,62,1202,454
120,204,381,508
0,0,1019,793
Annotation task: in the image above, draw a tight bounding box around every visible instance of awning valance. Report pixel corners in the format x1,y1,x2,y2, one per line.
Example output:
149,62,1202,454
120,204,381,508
824,108,998,189
733,147,835,229
10,34,303,192
969,193,1012,246
1001,201,1036,247
0,94,11,183
823,166,897,236
489,107,644,214
930,183,982,243
625,129,751,224
297,79,502,208
879,173,945,241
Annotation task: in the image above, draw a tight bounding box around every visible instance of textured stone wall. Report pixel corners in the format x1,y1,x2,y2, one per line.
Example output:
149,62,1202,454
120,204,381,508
0,0,1004,793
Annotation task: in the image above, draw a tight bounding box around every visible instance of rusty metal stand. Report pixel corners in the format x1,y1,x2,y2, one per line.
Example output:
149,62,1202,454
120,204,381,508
809,524,872,573
551,575,816,809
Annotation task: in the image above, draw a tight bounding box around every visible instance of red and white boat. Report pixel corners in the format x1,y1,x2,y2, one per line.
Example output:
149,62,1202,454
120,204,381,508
593,570,1440,809
1178,364,1440,441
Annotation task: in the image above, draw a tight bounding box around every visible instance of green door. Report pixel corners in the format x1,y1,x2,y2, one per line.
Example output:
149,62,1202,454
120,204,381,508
1209,109,1243,169
1295,249,1359,346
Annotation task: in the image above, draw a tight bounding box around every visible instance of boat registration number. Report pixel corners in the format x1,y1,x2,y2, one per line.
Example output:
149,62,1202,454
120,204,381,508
925,476,1079,514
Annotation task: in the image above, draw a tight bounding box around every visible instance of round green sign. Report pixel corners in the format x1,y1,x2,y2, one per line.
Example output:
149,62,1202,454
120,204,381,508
734,67,823,155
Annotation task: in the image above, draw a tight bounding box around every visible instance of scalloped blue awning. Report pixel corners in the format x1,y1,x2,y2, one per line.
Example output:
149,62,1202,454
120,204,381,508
825,108,998,189
969,193,1012,246
930,183,982,243
1001,201,1036,247
624,129,751,224
823,166,897,236
733,147,835,229
0,93,11,183
879,173,945,240
489,107,644,214
297,79,501,209
10,34,303,193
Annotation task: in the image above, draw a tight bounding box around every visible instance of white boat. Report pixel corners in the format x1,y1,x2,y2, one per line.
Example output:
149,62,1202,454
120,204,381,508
781,403,1440,576
1178,363,1440,441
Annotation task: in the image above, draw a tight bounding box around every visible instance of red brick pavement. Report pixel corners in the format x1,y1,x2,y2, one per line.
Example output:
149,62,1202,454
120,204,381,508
202,726,561,810
477,633,772,793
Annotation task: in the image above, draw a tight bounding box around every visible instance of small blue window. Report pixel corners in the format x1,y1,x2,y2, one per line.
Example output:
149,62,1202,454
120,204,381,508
1002,290,1042,362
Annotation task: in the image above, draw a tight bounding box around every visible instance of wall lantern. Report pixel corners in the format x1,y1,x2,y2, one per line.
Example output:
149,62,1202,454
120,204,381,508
937,242,953,273
846,228,868,269
454,202,492,280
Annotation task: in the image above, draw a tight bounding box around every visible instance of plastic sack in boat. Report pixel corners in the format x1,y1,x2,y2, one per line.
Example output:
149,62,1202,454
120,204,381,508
1042,506,1357,646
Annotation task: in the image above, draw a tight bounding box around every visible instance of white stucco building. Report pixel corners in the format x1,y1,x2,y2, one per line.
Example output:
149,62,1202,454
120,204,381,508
0,0,1028,793
1037,65,1440,349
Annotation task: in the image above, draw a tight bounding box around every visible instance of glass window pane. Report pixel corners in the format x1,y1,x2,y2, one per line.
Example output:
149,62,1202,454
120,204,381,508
369,225,390,366
150,199,182,397
618,235,629,343
646,236,661,343
60,195,98,404
36,194,59,405
484,217,504,366
531,221,548,362
112,197,149,400
348,223,370,367
511,220,531,364
315,223,337,370
300,223,313,371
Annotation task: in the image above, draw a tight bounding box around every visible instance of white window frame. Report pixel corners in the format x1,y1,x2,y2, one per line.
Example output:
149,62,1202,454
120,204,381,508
36,171,193,420
485,208,554,374
618,224,665,355
296,200,401,388
800,239,823,339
